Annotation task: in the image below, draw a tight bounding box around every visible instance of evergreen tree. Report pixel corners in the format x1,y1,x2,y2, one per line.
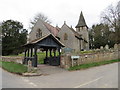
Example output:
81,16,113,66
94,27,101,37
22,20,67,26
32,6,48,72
89,24,115,49
2,20,28,55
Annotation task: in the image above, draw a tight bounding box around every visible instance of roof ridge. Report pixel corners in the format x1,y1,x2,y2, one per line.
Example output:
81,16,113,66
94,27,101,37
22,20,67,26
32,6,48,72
63,24,82,39
43,21,55,29
65,24,80,35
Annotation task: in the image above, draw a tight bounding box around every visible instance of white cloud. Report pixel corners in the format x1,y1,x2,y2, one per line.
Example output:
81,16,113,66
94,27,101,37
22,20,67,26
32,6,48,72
0,0,119,32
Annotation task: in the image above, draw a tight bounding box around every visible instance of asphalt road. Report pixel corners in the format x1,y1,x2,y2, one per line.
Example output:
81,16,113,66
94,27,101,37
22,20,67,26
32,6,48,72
1,62,118,88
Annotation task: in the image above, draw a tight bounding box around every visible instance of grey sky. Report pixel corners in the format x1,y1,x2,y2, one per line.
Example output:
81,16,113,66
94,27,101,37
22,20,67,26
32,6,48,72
0,0,119,32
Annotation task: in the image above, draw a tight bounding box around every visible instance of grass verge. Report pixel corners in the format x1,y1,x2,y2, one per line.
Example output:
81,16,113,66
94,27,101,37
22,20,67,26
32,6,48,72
68,59,120,71
0,61,27,75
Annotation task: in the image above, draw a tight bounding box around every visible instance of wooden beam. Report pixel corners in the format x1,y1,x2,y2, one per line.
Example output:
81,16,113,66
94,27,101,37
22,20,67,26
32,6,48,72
28,48,29,57
58,48,61,56
50,49,52,57
23,49,27,64
31,47,33,57
46,49,48,58
25,49,27,57
54,49,56,57
34,47,37,56
34,47,37,67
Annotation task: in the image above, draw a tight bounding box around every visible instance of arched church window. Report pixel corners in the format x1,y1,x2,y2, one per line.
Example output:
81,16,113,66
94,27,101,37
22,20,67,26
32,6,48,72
36,29,42,38
64,33,68,40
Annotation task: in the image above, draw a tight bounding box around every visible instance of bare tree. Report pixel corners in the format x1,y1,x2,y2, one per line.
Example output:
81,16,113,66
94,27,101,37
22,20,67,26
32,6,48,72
30,13,51,29
101,1,120,43
117,1,120,25
101,4,119,28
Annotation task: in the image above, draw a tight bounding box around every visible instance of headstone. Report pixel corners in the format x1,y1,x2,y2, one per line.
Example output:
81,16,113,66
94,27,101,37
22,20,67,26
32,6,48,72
118,44,120,51
100,46,103,50
85,55,88,58
105,45,109,50
114,44,118,51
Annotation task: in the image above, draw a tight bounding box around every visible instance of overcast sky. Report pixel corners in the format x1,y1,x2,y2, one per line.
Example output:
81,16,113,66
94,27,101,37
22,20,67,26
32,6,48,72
0,0,119,32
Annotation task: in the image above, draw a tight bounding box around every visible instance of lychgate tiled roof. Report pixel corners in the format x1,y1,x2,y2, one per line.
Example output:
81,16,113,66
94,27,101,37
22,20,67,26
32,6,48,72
23,34,65,47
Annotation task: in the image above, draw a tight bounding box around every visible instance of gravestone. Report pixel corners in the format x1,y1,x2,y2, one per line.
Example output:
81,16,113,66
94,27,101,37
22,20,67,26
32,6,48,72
105,45,109,50
114,44,118,51
100,46,103,50
118,44,120,50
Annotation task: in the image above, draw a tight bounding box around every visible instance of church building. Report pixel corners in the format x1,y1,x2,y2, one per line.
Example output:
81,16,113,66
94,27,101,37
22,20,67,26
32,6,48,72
28,11,89,52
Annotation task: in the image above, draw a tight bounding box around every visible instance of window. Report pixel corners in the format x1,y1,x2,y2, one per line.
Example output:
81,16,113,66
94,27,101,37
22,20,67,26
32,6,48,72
36,29,42,38
64,33,68,40
80,27,83,30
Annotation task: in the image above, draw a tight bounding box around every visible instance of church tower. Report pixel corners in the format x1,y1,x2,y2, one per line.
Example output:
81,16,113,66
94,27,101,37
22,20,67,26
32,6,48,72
75,11,89,50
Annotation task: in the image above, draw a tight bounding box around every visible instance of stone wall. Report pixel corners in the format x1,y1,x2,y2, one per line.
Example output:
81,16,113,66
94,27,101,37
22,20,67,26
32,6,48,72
1,56,24,64
60,44,120,69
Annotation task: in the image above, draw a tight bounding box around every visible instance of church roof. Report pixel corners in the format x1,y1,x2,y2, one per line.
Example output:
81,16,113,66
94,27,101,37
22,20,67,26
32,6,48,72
43,22,60,36
64,24,83,40
75,11,87,28
29,19,60,37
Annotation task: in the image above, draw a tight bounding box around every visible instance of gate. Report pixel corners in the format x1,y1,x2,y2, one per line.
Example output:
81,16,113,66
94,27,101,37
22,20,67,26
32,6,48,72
44,56,60,66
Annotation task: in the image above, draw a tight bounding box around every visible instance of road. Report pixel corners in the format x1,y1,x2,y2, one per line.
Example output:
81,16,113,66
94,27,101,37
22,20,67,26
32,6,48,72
1,62,118,88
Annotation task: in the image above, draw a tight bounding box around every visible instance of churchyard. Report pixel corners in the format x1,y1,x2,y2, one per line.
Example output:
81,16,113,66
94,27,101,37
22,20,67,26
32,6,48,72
1,43,120,76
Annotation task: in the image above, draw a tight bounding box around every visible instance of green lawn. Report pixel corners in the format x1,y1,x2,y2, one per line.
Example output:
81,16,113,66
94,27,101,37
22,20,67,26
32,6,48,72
0,61,27,75
37,52,46,64
68,59,120,71
1,51,59,75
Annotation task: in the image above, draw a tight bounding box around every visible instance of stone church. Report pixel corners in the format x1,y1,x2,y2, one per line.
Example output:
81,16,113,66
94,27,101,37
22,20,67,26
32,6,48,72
28,11,89,52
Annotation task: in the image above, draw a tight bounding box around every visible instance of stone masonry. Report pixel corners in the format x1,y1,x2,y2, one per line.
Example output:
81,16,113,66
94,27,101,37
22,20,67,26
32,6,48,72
60,44,120,69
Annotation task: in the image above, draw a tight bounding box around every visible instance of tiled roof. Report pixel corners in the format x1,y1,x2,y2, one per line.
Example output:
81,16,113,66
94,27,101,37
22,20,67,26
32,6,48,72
43,22,59,36
23,34,65,47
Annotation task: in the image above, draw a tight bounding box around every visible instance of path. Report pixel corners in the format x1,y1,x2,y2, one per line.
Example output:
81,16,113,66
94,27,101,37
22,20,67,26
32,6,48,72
1,62,118,88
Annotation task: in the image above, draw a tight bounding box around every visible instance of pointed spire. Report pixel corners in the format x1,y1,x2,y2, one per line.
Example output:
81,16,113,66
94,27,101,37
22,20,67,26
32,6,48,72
75,11,87,28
